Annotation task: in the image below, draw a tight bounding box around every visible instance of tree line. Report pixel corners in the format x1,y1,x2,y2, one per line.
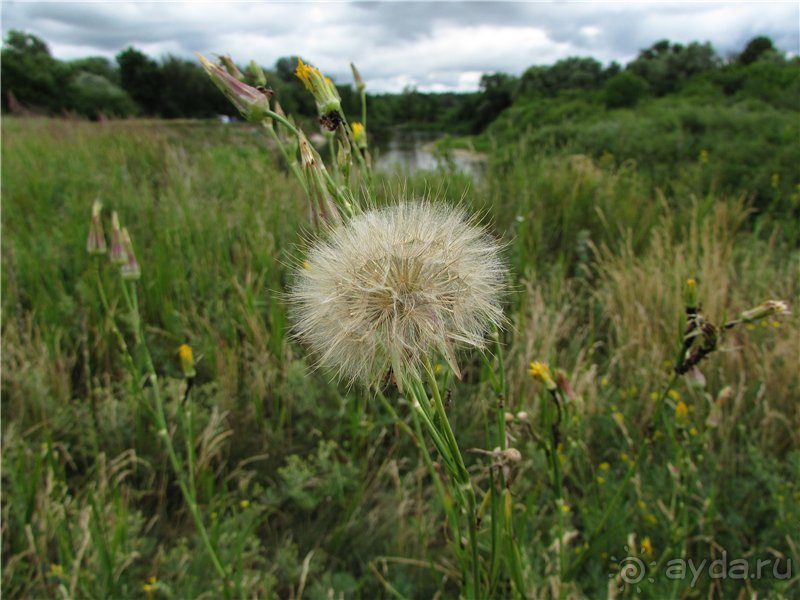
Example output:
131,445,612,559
1,30,792,134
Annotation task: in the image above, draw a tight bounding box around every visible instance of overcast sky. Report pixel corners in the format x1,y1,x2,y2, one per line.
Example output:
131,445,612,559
2,1,798,92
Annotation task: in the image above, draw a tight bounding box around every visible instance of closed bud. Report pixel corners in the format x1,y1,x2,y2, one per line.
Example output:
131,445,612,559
120,228,141,280
501,448,522,463
198,53,270,123
504,411,515,424
684,278,698,311
739,300,790,323
109,211,126,264
299,131,343,227
351,62,366,92
86,200,107,255
247,60,267,87
218,54,245,80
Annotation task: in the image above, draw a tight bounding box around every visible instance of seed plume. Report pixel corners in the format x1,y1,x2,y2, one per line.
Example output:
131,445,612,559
289,201,506,389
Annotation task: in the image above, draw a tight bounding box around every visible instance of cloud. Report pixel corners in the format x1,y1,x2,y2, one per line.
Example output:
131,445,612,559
2,1,798,92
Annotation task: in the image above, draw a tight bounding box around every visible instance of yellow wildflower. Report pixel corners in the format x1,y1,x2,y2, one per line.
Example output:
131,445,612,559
599,461,610,471
529,361,557,391
49,563,64,577
295,58,342,117
240,499,250,509
675,400,689,420
596,476,606,485
178,344,196,379
641,536,653,557
668,389,680,401
351,121,367,149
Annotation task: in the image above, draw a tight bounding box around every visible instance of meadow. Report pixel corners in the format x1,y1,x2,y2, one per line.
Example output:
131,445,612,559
2,111,798,599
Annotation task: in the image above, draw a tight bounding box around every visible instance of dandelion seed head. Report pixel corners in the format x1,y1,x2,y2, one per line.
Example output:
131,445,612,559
289,201,506,389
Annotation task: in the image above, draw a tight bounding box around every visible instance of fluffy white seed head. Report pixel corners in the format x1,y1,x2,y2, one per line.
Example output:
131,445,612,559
289,201,507,389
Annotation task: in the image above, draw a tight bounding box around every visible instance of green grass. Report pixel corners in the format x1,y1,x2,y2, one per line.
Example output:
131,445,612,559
2,117,799,598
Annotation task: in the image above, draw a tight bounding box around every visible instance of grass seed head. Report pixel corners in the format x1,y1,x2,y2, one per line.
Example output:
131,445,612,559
289,201,506,389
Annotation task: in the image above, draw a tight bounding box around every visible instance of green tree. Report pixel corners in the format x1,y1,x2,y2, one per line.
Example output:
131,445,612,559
1,30,71,112
67,72,136,118
117,47,162,115
604,71,650,108
159,55,230,118
739,36,775,66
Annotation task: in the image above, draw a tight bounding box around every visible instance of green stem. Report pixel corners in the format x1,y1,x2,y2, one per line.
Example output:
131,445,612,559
125,282,230,594
421,358,479,596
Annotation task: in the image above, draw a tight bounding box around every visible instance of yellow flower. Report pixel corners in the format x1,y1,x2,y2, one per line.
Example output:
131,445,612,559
178,344,196,379
675,400,689,420
600,376,609,387
650,391,659,401
303,260,311,270
599,461,610,471
49,563,64,577
698,149,709,164
689,427,699,436
645,513,658,525
596,476,606,485
668,389,680,401
641,536,653,556
295,58,342,117
529,361,556,390
240,499,250,509
613,411,625,425
351,121,367,149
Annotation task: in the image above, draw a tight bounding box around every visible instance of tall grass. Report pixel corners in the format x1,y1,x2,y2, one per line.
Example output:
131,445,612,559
2,117,798,598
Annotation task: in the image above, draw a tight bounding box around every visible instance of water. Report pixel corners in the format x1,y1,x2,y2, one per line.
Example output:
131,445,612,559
372,130,486,177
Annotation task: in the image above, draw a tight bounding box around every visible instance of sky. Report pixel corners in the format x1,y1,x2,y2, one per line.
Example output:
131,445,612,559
2,1,799,92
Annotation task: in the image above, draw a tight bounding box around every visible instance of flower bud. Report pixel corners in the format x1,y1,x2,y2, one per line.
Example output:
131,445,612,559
87,200,107,255
247,60,267,87
739,300,790,323
684,278,698,311
109,211,126,264
351,121,368,150
178,344,196,378
299,131,343,227
295,58,342,121
120,227,141,280
501,448,522,463
529,361,557,391
197,53,271,123
218,54,245,80
351,62,366,92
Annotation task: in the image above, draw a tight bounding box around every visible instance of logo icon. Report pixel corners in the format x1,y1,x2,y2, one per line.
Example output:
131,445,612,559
609,545,656,592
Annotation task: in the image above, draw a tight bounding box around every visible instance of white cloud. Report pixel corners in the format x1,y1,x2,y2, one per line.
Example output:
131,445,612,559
2,1,798,92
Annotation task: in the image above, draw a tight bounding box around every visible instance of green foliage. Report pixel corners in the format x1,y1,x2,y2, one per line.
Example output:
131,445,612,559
603,71,650,108
1,30,72,113
68,72,137,118
3,117,798,598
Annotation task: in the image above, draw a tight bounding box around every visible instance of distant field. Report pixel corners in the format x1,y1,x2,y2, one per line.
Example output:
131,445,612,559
2,117,798,598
